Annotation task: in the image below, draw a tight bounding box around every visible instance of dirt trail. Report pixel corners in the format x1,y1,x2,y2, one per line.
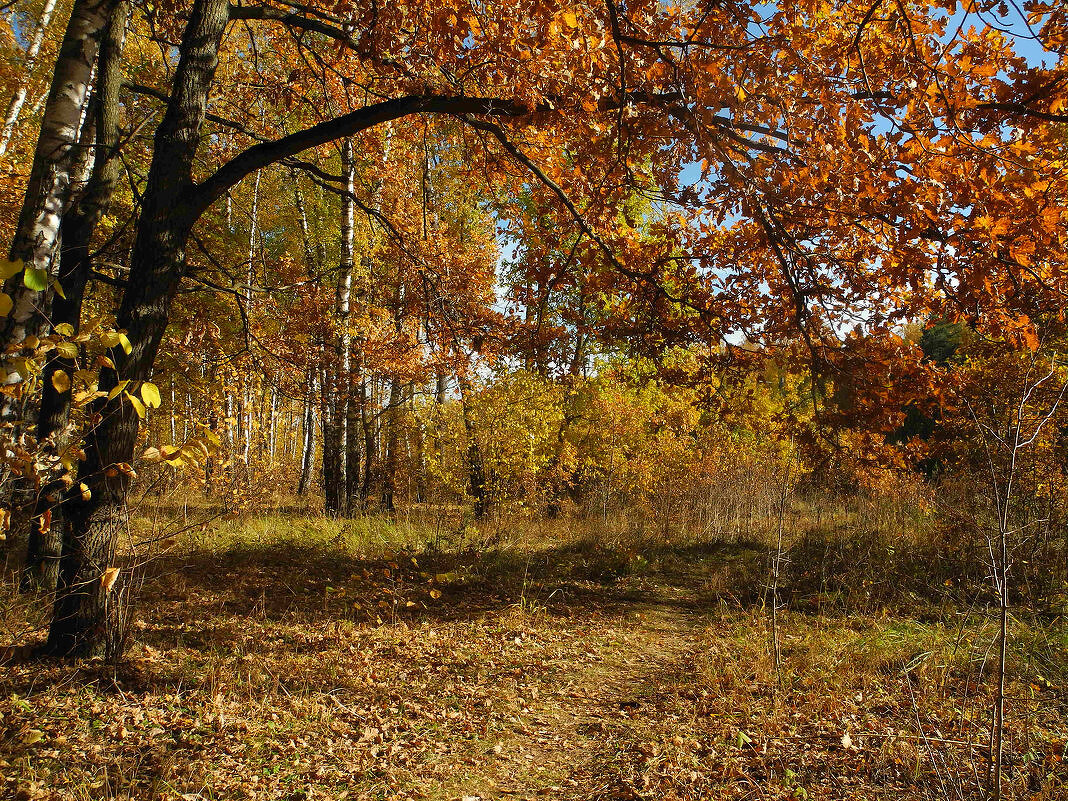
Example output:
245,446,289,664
443,570,711,801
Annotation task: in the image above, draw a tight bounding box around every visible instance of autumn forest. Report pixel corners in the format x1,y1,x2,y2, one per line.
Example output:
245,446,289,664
0,0,1067,798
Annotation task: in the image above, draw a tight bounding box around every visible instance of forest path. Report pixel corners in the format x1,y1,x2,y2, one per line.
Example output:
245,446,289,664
438,564,715,801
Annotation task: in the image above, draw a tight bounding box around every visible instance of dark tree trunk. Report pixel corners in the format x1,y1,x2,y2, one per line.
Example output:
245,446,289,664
381,378,402,513
360,377,379,510
344,357,362,514
459,377,488,520
297,368,317,496
321,370,343,512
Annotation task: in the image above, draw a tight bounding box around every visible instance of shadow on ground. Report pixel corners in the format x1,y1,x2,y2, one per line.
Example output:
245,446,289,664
137,537,769,638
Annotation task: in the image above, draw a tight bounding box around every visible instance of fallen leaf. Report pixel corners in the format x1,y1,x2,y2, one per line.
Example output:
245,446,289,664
21,729,44,745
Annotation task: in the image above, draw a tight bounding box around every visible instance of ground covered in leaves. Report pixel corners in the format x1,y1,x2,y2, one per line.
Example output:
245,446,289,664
1,517,1066,800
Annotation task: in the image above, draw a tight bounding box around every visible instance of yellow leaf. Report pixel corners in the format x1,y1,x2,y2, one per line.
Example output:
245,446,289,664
101,567,120,593
22,267,47,291
54,323,74,337
429,589,442,599
51,279,65,300
78,482,90,501
562,10,578,27
56,342,77,359
0,293,11,317
118,333,132,355
0,258,23,280
140,381,161,408
126,392,145,419
142,446,162,462
21,729,44,745
107,379,130,400
81,315,103,335
51,369,70,393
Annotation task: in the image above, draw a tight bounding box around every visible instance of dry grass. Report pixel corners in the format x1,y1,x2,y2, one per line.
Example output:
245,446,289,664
0,506,1065,800
635,610,1067,800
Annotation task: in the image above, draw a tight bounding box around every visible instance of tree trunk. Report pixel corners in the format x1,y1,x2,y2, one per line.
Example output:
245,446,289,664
169,381,177,444
344,356,361,514
381,379,402,513
321,364,341,510
23,0,130,595
324,139,355,513
297,368,317,495
414,383,427,503
267,384,277,464
459,377,488,520
204,367,217,496
293,174,322,501
3,0,117,359
292,170,319,272
46,0,231,659
336,139,355,511
360,377,378,510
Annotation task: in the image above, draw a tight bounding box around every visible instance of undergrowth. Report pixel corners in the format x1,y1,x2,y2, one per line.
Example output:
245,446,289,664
0,501,1064,799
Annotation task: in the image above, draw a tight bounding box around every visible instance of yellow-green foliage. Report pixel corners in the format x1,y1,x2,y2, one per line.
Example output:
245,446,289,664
412,357,808,534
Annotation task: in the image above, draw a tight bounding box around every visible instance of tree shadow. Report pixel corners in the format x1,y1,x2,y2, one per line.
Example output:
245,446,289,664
125,536,769,652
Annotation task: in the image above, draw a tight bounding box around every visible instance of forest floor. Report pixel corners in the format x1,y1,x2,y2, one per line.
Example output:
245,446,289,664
0,513,1066,800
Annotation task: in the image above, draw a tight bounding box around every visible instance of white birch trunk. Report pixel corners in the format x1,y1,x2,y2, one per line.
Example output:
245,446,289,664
0,0,61,157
